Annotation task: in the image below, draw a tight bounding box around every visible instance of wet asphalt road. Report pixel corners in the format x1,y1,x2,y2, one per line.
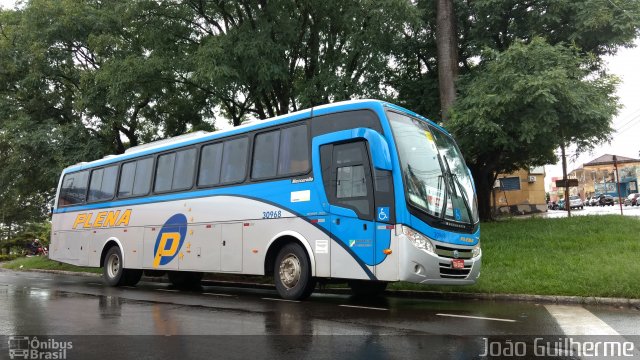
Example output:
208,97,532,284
0,270,639,359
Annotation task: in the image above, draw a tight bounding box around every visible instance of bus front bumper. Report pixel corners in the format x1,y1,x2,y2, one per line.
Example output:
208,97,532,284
399,236,481,285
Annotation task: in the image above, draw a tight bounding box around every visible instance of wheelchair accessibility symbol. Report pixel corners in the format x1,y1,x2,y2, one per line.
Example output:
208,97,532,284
377,207,390,222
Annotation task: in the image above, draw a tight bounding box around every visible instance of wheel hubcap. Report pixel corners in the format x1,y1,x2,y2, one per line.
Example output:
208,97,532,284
279,254,301,289
107,253,120,279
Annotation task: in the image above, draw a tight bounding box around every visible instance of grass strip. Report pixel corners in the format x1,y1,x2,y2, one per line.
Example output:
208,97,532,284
392,215,640,298
1,256,102,274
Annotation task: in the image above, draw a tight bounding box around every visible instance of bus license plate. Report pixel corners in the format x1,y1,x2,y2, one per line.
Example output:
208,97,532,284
452,259,465,269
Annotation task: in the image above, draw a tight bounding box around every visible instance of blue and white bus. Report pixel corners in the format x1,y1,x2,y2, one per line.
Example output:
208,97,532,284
50,100,481,300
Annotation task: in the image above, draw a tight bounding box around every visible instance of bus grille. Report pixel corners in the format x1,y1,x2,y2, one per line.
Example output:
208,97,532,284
439,262,471,279
435,245,472,259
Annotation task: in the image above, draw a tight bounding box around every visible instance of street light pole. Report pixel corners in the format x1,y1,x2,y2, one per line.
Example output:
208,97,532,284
561,143,571,217
613,155,623,215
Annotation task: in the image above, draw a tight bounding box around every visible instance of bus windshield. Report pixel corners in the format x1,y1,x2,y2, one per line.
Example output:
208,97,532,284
388,111,479,225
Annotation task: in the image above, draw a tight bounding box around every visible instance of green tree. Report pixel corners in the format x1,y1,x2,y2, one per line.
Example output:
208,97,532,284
171,0,417,124
395,0,640,120
0,6,100,235
449,39,618,220
0,1,212,237
394,0,640,219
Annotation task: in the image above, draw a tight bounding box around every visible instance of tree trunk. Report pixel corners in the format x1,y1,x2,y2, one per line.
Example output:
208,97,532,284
471,166,494,221
436,0,458,122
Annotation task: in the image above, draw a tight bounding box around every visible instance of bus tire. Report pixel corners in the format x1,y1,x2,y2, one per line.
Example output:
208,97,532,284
168,271,203,289
348,280,388,297
103,246,131,287
274,243,315,300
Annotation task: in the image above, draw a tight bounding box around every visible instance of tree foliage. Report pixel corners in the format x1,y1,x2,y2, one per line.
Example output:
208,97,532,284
449,38,619,218
393,0,640,219
395,0,640,120
175,0,416,123
0,0,639,230
0,0,416,230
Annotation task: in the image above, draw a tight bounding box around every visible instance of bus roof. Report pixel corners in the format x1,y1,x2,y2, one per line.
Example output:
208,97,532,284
62,99,446,174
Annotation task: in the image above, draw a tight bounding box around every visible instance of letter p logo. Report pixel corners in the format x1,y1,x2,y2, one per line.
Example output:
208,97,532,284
152,214,188,268
153,232,181,268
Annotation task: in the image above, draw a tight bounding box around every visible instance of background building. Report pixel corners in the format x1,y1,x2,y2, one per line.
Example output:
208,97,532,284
492,167,547,215
569,154,640,199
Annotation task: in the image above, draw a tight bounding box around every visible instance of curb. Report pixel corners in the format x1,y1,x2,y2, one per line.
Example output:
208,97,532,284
384,289,640,309
3,268,639,309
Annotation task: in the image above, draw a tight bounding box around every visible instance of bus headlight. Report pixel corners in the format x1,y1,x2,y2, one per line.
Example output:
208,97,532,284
401,226,435,254
472,243,481,258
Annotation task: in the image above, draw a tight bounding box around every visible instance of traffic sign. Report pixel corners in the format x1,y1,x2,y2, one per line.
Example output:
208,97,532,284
555,179,579,187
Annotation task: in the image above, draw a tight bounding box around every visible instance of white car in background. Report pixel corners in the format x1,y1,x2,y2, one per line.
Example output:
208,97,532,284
569,195,584,209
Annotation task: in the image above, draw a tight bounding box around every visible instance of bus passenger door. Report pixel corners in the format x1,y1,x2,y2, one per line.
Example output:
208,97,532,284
320,141,376,279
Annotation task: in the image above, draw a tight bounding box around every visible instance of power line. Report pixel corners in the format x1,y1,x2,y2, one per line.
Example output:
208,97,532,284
615,111,640,133
615,113,640,134
614,106,640,130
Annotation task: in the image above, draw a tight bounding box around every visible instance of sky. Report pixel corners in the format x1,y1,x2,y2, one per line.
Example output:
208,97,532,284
2,0,639,186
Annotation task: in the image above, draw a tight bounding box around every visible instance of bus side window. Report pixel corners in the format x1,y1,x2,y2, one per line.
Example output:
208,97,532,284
252,130,280,179
154,148,196,193
252,124,310,181
173,148,197,190
337,165,367,198
88,165,118,202
198,143,223,187
132,157,153,195
221,137,248,184
328,142,373,219
278,125,309,175
118,157,153,198
118,161,136,197
58,170,89,206
155,152,176,192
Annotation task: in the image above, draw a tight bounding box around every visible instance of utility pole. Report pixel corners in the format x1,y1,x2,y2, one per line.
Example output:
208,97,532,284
613,155,623,215
560,143,571,217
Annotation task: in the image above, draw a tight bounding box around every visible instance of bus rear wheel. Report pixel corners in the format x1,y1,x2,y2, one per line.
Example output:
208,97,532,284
103,246,142,287
274,243,315,300
348,280,388,297
168,271,203,289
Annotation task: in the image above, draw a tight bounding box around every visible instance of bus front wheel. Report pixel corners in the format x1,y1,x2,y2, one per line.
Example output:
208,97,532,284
274,243,316,300
103,246,142,287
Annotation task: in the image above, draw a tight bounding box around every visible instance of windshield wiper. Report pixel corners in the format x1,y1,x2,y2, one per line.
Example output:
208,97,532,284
442,155,473,222
435,154,451,219
441,155,459,197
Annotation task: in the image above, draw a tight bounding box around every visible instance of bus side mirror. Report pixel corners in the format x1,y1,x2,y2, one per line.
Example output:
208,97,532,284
350,128,393,171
